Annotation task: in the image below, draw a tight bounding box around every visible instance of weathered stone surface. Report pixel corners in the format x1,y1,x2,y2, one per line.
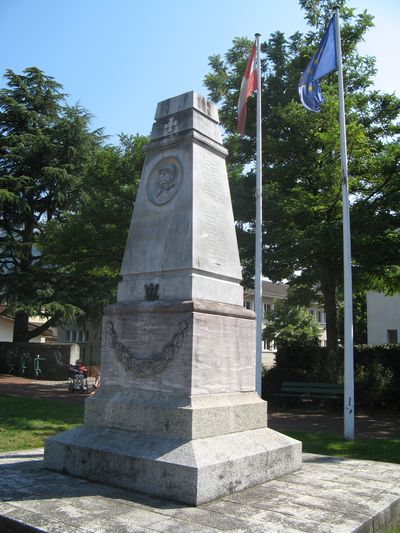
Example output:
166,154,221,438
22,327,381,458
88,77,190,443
84,390,268,439
117,91,242,306
45,426,301,506
98,300,255,395
43,91,302,506
2,450,400,532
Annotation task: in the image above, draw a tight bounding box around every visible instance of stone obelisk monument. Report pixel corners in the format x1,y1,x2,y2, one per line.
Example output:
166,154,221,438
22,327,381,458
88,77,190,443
44,91,301,505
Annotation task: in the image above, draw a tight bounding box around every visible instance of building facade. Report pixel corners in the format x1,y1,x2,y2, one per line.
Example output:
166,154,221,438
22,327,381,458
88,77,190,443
57,319,102,367
243,280,327,367
367,291,400,345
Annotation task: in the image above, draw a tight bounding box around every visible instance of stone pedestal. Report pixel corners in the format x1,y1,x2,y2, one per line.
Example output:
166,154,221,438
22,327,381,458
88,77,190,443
44,91,301,505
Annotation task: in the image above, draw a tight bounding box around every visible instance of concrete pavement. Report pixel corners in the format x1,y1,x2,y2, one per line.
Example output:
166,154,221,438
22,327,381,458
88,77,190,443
0,448,399,532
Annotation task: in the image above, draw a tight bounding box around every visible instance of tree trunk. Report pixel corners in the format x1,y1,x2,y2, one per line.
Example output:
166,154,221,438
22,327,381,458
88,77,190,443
319,269,338,354
12,311,30,342
13,311,61,342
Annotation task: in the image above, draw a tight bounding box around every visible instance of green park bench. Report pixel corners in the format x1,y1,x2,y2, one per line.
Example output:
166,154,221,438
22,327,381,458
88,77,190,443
275,381,344,406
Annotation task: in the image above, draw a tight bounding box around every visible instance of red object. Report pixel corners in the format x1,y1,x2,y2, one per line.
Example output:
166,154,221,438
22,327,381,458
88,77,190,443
237,43,258,134
78,364,88,375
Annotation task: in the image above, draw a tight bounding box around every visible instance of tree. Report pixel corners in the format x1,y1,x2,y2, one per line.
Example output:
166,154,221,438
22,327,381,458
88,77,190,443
263,299,320,350
0,67,102,341
0,68,147,342
204,0,400,353
41,133,147,323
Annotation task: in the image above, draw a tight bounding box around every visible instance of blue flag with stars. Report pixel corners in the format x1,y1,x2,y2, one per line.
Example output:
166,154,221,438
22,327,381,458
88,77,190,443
298,16,337,112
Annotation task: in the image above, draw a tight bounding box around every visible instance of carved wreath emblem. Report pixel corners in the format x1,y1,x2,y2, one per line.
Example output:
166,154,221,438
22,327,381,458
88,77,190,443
106,320,188,378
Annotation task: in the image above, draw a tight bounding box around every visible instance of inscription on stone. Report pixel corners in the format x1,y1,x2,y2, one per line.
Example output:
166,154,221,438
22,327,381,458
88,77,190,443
200,151,226,265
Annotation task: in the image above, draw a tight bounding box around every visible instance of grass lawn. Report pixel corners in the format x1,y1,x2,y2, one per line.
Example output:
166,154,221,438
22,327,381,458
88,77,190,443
1,394,399,464
0,395,399,532
0,394,84,452
283,430,400,464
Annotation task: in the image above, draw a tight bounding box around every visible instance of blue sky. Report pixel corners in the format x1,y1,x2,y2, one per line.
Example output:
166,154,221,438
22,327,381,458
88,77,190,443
1,0,399,142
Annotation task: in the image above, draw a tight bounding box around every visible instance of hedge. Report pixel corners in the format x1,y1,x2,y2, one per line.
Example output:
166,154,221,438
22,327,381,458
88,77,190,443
263,343,400,409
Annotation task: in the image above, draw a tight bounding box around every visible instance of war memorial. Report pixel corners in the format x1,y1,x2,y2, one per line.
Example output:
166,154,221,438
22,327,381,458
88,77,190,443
44,91,301,505
0,92,399,532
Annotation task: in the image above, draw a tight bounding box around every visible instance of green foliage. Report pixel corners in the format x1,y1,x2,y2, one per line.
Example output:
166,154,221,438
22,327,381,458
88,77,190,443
0,67,147,340
40,133,147,322
264,299,321,350
352,344,400,408
355,361,394,407
282,430,400,464
274,345,341,384
0,67,102,340
0,395,84,451
204,0,400,353
266,342,400,408
337,291,368,345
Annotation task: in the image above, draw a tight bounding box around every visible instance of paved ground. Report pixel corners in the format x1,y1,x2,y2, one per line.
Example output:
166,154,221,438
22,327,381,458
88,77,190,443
0,373,96,403
268,405,400,440
1,374,399,439
1,373,400,531
0,448,399,532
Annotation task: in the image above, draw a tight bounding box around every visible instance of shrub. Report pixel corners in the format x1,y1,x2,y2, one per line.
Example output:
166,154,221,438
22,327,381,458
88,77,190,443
263,342,400,409
264,300,320,351
355,361,395,407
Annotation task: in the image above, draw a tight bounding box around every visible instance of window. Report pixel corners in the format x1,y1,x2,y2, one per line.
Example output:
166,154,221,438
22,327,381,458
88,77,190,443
387,330,398,344
244,301,251,310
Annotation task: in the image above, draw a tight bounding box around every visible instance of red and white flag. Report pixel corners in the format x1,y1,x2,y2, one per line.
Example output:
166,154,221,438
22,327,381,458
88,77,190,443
237,43,258,134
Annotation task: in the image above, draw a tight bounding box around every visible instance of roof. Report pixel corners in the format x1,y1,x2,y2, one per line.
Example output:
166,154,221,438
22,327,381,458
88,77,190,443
244,280,288,300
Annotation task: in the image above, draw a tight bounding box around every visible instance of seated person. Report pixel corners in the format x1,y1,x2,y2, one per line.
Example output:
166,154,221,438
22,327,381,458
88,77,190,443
77,360,88,378
69,360,88,389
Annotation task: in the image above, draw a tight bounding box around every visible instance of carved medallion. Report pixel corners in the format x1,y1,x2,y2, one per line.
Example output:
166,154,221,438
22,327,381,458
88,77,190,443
147,157,182,206
106,320,189,378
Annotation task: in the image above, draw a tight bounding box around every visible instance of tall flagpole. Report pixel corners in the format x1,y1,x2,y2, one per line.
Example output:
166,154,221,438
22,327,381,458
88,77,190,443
255,33,263,395
335,7,355,440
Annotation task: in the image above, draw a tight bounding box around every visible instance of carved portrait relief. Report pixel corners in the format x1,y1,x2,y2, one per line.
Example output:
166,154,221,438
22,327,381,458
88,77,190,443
147,157,182,206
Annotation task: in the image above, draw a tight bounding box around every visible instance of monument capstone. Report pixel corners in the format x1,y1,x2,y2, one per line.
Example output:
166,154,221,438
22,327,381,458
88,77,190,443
44,91,301,505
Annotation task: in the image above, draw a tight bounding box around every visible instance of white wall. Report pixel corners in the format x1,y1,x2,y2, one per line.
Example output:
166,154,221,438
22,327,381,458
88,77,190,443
367,291,400,344
0,317,50,343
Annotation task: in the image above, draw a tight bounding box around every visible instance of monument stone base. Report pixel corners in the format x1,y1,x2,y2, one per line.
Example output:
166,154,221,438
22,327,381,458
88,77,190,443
44,424,301,506
44,91,303,505
44,298,302,505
